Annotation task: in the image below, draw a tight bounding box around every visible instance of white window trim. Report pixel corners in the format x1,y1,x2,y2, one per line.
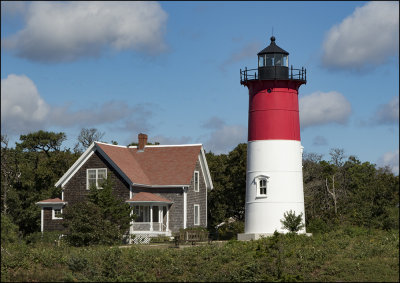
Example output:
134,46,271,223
52,207,63,220
254,175,269,198
194,204,200,226
194,171,199,192
86,168,107,190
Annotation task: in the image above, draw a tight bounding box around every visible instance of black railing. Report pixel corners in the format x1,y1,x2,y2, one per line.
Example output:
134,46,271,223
240,65,306,84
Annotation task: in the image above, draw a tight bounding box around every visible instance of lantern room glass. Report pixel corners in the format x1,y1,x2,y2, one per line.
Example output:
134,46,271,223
258,54,288,67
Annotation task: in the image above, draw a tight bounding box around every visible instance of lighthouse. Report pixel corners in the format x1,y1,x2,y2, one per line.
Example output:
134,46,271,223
238,36,307,240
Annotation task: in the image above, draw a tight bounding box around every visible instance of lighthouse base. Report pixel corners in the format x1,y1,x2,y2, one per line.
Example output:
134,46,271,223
237,232,312,241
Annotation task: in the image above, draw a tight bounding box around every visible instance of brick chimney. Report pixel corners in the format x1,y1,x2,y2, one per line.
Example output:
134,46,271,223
138,133,148,151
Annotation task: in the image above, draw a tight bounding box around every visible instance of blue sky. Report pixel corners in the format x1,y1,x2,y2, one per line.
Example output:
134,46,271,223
1,1,399,174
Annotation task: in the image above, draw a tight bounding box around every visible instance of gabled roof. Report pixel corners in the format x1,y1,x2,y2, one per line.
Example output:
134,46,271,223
126,192,173,204
55,142,213,190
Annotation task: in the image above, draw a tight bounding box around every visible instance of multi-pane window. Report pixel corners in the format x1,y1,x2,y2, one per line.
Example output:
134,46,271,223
194,204,200,225
87,168,107,189
194,171,199,192
255,175,269,198
259,179,267,195
52,208,62,219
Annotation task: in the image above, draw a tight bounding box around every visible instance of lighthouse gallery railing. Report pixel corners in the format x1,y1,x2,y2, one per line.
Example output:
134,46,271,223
240,66,306,84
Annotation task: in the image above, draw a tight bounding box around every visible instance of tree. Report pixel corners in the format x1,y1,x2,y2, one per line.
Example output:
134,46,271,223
16,130,66,157
63,178,134,246
6,131,78,236
75,128,105,152
207,143,247,233
280,210,305,233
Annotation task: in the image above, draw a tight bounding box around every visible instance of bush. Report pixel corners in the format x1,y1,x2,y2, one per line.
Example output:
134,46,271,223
1,214,19,245
25,231,63,246
150,235,171,243
280,210,305,233
217,220,244,240
307,218,331,234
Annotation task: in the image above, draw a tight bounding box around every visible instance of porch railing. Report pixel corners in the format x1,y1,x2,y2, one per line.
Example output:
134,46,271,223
132,222,167,232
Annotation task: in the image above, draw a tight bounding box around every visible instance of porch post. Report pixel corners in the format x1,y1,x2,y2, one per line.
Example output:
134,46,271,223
166,205,169,232
183,187,187,229
150,205,153,231
129,204,133,244
159,206,162,231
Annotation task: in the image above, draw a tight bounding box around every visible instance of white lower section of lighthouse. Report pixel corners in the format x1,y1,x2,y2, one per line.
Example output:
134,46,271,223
238,140,306,240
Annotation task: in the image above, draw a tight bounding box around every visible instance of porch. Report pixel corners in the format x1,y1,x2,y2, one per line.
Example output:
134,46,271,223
126,192,174,243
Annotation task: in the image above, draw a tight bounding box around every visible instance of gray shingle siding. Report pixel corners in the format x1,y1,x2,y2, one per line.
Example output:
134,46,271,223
186,159,207,228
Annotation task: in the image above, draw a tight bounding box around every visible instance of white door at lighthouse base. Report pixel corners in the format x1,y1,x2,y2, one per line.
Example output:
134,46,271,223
245,139,306,234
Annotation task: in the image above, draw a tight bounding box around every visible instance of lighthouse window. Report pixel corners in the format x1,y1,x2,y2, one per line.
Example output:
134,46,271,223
259,179,267,195
265,54,274,66
255,175,269,198
258,55,265,67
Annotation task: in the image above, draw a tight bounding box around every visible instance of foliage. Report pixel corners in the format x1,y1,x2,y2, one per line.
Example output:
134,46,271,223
1,214,19,245
1,226,398,282
63,178,134,246
24,231,63,246
2,131,79,236
206,143,247,234
74,128,105,153
216,220,244,240
280,210,305,233
16,130,66,157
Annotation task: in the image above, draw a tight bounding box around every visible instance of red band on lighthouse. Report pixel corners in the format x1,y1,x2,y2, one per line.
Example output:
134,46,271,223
247,81,302,141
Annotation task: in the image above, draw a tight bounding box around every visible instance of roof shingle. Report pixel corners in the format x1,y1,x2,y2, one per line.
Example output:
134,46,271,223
96,143,201,186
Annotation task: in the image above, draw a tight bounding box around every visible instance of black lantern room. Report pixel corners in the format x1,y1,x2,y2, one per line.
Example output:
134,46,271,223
240,36,306,84
257,36,289,80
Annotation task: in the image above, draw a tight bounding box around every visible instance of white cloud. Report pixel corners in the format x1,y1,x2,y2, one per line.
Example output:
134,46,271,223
202,117,247,154
1,74,50,134
373,96,399,125
2,1,168,62
378,150,399,175
299,91,352,128
1,74,155,137
322,1,399,70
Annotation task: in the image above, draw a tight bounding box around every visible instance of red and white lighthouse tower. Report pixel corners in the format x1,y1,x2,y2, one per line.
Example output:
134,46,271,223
238,36,307,240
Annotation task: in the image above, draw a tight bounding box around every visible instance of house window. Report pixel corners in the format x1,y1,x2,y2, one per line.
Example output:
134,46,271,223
255,175,269,198
87,168,107,189
52,208,63,220
194,171,199,192
194,204,200,225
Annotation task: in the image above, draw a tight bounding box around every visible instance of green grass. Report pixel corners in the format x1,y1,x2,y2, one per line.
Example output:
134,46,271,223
2,226,399,282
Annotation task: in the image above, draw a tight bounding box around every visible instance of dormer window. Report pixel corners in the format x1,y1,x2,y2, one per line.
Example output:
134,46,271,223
254,175,269,198
87,168,107,190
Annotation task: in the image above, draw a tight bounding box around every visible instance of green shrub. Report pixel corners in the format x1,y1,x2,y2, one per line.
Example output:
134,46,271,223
150,235,171,243
67,254,88,272
25,231,63,246
217,220,244,240
1,214,19,245
280,210,305,233
307,218,331,234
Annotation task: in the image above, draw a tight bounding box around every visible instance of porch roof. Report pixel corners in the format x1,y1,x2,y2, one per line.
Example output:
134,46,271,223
36,198,67,206
126,192,173,204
